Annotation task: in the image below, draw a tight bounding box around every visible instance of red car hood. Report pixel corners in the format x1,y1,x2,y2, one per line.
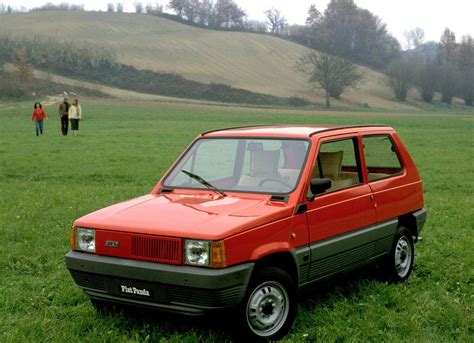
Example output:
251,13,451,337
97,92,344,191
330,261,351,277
74,193,293,240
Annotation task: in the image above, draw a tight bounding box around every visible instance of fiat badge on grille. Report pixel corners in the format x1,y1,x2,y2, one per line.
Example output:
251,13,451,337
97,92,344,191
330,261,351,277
105,240,120,248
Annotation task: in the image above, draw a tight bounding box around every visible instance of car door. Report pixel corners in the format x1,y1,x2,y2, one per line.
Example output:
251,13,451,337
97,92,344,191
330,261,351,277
304,135,377,282
361,133,415,256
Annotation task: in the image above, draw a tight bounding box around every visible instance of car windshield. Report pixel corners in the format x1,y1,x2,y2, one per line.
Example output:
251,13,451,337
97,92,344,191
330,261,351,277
163,138,310,194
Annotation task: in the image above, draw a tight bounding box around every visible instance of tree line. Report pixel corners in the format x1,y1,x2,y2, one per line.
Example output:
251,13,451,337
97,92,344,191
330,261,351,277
386,29,474,106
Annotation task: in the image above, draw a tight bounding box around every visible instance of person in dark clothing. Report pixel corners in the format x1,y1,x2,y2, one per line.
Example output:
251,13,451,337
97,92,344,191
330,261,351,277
59,98,70,136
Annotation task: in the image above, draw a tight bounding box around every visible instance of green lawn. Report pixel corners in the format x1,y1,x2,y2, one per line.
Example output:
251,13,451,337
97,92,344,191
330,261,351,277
0,100,473,342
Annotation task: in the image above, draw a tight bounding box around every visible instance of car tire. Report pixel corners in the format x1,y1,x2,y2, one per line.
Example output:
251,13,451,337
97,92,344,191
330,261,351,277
239,267,296,341
384,227,415,282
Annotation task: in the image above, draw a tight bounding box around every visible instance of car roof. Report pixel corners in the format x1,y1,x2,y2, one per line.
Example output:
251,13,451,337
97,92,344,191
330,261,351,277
201,125,393,138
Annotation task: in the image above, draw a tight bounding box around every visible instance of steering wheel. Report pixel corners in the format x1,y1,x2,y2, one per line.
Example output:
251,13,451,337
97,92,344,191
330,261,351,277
258,178,292,189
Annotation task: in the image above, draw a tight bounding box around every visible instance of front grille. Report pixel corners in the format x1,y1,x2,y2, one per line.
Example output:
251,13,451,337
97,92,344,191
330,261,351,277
70,270,107,292
131,234,182,264
168,285,243,307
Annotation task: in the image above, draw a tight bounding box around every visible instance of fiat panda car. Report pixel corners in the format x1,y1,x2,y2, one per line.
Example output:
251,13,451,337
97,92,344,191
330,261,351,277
66,125,426,340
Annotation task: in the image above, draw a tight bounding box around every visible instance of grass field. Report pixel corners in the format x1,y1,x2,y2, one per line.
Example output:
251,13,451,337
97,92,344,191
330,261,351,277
0,11,445,110
0,99,473,342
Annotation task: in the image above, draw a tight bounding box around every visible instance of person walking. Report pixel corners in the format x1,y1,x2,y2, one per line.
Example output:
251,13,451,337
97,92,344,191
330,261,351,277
68,98,82,137
31,102,48,136
58,97,70,136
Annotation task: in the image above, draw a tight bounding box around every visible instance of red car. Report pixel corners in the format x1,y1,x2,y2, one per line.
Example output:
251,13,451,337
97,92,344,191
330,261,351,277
66,125,426,340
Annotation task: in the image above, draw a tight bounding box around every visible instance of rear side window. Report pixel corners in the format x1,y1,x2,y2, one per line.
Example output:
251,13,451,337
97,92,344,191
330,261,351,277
363,135,403,182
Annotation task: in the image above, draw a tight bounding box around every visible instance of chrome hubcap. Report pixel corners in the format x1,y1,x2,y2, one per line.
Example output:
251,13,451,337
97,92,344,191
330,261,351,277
246,281,289,337
395,236,412,278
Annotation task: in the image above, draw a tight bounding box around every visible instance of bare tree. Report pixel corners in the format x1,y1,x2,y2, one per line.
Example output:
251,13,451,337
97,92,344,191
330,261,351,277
386,59,415,102
459,70,474,106
147,2,162,15
414,59,438,103
134,1,143,13
405,27,425,50
244,20,267,33
168,0,187,17
264,8,287,34
183,0,200,22
13,48,33,84
197,0,213,25
107,3,114,12
457,35,474,105
439,64,459,104
116,3,123,12
297,52,362,108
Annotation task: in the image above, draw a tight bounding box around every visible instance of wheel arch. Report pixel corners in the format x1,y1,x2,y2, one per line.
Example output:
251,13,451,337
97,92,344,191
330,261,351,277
253,251,299,288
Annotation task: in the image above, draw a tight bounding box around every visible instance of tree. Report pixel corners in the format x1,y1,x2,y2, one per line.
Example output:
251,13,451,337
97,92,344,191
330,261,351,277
457,35,474,105
168,0,187,17
116,3,123,12
264,8,287,34
405,27,425,50
244,20,267,33
182,0,200,23
297,51,362,108
13,48,33,84
438,28,457,64
212,0,245,28
145,3,163,15
438,64,459,104
386,59,415,102
414,59,438,103
134,1,143,13
197,0,213,25
306,4,322,27
304,0,400,68
107,3,114,12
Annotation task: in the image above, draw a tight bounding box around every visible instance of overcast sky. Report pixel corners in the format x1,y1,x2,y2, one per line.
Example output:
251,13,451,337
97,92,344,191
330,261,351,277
6,0,473,45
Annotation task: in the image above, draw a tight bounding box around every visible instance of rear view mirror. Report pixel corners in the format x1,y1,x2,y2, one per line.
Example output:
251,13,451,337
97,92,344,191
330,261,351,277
309,178,332,199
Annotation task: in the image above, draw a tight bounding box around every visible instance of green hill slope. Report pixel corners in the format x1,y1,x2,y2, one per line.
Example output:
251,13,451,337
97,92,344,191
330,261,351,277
0,11,421,109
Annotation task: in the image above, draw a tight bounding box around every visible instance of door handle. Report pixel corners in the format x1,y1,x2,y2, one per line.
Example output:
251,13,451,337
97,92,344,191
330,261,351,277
369,194,375,201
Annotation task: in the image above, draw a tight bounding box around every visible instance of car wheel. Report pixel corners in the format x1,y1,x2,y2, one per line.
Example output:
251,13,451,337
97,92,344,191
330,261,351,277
240,267,296,341
385,227,415,282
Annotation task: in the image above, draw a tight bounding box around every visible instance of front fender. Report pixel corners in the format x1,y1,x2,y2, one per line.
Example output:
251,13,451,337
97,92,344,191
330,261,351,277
250,242,292,260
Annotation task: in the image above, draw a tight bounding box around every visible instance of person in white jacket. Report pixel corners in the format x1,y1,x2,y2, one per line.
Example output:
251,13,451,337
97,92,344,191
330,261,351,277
68,99,82,137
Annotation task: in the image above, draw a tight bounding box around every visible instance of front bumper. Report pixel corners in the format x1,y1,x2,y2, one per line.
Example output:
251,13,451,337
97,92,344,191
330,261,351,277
65,251,254,315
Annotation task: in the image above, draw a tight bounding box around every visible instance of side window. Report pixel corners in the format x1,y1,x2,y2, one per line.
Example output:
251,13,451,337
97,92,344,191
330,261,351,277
363,135,403,182
310,138,362,195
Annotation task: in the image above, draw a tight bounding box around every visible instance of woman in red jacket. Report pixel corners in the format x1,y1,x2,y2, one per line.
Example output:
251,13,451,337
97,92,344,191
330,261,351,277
32,102,48,136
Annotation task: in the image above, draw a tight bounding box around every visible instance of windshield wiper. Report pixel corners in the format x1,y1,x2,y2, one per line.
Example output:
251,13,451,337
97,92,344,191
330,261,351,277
181,170,227,197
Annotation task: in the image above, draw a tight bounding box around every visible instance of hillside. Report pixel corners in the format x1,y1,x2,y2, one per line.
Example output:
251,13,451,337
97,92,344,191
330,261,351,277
0,11,422,109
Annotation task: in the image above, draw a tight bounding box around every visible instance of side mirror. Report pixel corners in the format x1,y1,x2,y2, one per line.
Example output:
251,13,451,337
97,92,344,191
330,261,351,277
309,178,332,199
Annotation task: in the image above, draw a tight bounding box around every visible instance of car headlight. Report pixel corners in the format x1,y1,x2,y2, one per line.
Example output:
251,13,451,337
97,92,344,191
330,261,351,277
184,240,210,266
75,228,96,253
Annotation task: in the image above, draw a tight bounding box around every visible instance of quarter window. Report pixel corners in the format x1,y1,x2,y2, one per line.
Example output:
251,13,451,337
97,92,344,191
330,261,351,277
363,135,403,181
